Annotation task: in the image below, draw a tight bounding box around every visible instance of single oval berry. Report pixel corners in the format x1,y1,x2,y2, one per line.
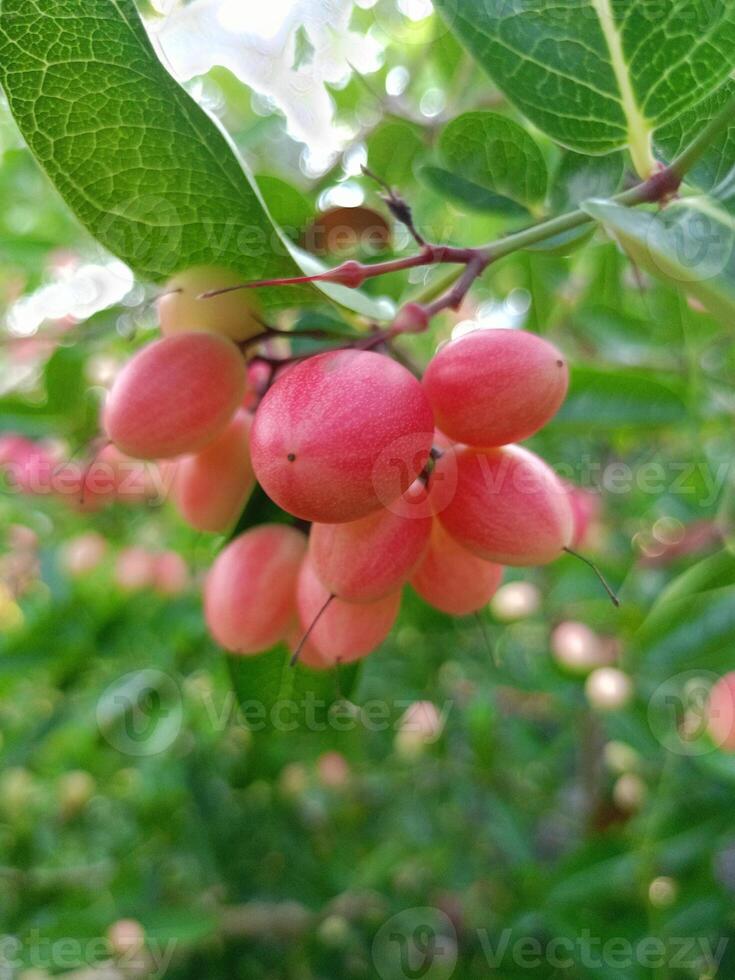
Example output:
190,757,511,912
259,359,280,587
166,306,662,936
204,525,307,655
173,409,255,533
423,329,569,448
250,349,434,524
105,333,246,460
295,557,401,668
411,520,503,616
433,444,574,566
158,265,262,342
310,496,431,603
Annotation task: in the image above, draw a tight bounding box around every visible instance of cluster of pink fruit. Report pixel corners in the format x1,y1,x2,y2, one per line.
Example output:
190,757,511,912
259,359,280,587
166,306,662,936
96,263,579,670
203,326,576,669
7,266,589,669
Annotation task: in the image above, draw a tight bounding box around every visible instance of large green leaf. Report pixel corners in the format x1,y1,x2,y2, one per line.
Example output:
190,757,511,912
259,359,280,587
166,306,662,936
583,198,735,327
552,365,688,430
367,120,426,186
0,0,294,286
439,111,547,207
434,0,735,175
549,151,624,213
0,0,389,319
419,165,531,217
656,80,735,195
635,551,735,677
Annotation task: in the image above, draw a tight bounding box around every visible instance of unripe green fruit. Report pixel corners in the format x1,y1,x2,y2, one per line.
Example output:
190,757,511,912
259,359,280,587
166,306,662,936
158,266,262,342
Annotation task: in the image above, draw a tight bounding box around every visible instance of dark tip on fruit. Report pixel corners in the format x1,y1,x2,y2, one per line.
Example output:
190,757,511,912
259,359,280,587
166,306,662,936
287,453,296,462
556,359,564,368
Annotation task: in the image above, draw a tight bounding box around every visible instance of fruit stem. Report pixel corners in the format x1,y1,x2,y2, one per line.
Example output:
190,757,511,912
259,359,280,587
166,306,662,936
563,547,621,608
290,593,336,667
203,91,735,342
405,91,735,316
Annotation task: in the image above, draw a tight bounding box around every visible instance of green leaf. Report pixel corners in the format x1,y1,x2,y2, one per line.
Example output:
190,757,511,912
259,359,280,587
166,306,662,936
0,0,389,320
552,365,688,430
0,1,296,288
549,151,624,213
434,0,735,175
228,647,361,733
255,175,314,236
656,80,735,195
419,165,530,217
635,552,735,676
367,121,426,186
439,111,547,207
582,198,735,327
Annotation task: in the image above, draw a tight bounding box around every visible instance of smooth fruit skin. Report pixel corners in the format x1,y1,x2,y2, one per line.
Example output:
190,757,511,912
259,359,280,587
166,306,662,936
433,445,574,566
173,409,255,533
423,329,569,448
410,521,503,615
204,525,306,655
158,266,262,342
309,499,431,603
105,333,245,460
296,557,401,667
250,350,434,524
708,673,735,752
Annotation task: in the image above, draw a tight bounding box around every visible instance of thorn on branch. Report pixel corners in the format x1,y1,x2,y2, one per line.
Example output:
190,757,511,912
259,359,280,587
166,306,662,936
361,165,426,247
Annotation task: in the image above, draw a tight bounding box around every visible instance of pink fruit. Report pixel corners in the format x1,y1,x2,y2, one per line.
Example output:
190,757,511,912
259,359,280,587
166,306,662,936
204,525,306,654
564,481,601,549
250,349,434,523
295,557,401,667
173,409,255,533
153,552,190,596
423,329,568,447
433,445,574,566
309,498,431,603
105,333,245,459
115,547,155,591
708,674,735,752
411,521,503,615
60,532,108,577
